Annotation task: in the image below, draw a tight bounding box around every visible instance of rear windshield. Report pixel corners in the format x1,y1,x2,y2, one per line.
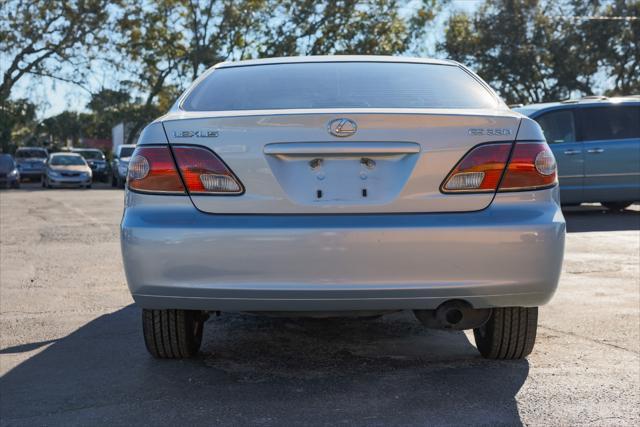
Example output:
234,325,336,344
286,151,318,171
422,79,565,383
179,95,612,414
16,149,47,158
50,155,86,166
182,62,499,111
119,147,135,158
75,150,104,160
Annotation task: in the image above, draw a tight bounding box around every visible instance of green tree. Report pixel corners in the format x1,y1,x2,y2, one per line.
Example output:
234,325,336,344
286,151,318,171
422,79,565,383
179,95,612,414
86,88,131,114
40,111,86,147
259,0,439,57
83,88,138,139
0,0,112,101
441,0,592,104
115,0,191,143
0,0,113,151
0,99,36,152
440,0,639,104
576,0,640,96
115,0,440,144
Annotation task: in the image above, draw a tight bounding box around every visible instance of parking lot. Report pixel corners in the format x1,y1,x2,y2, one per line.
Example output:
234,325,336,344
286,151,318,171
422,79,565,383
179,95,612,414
0,183,638,426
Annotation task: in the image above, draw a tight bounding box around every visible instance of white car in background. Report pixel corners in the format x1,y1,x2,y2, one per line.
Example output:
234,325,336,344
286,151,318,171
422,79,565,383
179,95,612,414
121,56,565,360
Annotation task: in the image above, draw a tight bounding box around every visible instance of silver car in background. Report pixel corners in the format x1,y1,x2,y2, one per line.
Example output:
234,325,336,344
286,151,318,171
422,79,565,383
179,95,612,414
43,152,92,188
121,56,565,360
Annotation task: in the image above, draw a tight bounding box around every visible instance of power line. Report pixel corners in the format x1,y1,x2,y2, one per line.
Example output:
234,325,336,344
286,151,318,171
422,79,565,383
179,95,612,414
549,16,638,21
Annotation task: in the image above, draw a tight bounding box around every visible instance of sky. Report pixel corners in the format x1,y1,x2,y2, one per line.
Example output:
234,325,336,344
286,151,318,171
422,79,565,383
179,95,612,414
8,0,483,120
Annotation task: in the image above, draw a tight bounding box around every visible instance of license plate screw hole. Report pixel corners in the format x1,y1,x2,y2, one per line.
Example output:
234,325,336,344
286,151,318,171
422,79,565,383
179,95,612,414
361,158,376,169
309,159,323,170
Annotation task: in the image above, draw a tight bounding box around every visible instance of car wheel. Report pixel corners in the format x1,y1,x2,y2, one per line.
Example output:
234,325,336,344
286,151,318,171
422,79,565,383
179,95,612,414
601,202,632,211
111,173,117,187
142,309,207,359
473,307,537,360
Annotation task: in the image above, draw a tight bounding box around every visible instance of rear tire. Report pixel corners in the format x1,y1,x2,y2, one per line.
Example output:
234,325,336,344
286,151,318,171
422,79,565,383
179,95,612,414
142,309,207,359
473,307,538,360
601,202,632,211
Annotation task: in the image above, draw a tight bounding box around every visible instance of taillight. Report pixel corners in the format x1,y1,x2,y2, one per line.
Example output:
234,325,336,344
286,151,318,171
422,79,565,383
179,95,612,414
499,142,557,191
127,145,243,195
172,146,243,194
128,146,185,194
441,143,511,192
441,142,557,193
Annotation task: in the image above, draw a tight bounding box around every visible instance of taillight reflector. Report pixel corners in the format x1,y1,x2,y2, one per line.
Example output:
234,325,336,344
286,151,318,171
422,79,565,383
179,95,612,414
172,146,243,194
441,143,511,192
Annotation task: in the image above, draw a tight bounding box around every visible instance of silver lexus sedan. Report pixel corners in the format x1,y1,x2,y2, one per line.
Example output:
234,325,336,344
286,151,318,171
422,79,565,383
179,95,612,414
121,56,565,360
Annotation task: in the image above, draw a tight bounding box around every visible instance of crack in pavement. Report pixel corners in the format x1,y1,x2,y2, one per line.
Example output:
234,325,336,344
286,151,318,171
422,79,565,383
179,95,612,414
540,325,639,355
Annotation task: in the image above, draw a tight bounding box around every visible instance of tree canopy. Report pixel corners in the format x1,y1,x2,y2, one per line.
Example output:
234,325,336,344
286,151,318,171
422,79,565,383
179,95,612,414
441,0,639,104
1,0,638,151
0,0,113,101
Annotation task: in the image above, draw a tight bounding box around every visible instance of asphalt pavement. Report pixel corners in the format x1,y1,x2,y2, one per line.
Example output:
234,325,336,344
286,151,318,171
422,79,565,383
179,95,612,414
1,182,639,426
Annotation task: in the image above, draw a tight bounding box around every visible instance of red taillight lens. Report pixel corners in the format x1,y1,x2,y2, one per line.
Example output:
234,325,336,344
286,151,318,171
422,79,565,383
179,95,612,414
441,141,557,193
172,146,243,194
499,142,557,191
441,143,511,192
127,145,243,195
127,146,185,193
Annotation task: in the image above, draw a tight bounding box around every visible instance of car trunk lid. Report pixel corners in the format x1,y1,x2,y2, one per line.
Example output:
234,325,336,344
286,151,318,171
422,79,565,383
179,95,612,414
162,110,520,214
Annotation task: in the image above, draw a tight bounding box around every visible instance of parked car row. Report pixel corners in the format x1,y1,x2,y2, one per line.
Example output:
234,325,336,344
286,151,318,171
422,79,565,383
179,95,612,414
2,98,638,200
0,145,138,189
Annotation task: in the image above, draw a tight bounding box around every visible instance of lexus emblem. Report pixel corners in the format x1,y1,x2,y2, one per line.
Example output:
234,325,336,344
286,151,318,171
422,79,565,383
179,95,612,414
328,118,357,137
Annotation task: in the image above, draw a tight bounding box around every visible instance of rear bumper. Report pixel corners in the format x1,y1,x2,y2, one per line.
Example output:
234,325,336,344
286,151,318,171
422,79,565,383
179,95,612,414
121,189,565,311
90,168,108,178
0,177,18,187
19,170,43,178
49,176,91,187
